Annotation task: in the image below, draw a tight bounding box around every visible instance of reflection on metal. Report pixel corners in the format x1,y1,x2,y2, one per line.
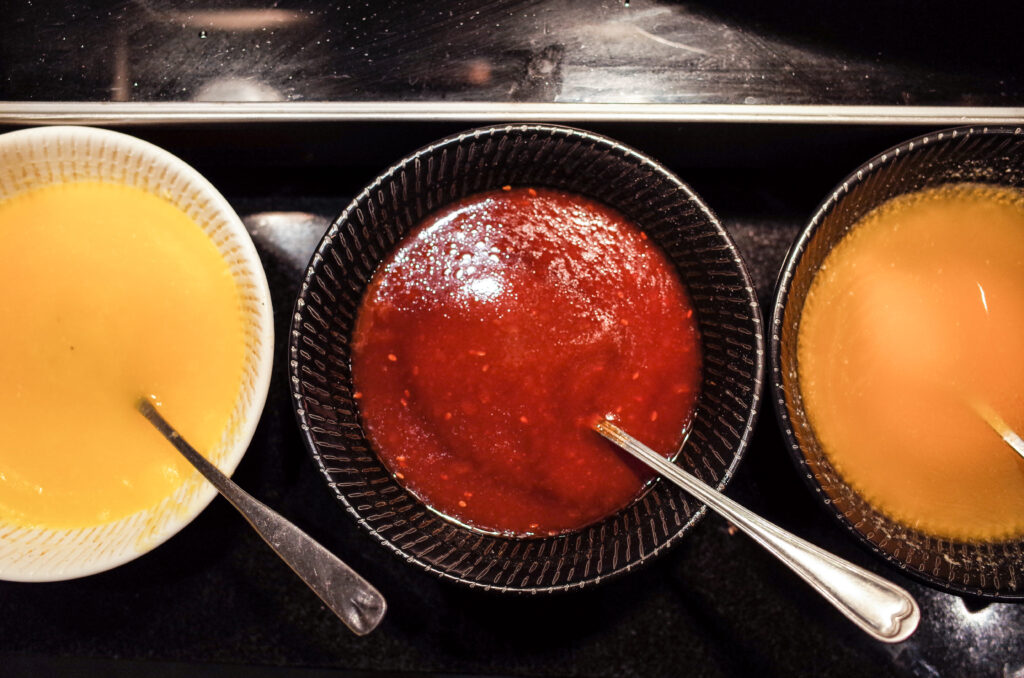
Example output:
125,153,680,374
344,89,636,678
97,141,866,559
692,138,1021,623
194,78,285,102
630,24,710,56
111,35,130,102
242,212,329,273
1,102,1023,125
170,10,309,30
5,2,1020,111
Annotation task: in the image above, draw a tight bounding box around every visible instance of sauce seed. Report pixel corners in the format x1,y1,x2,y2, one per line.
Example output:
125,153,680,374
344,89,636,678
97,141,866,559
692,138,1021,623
351,187,701,535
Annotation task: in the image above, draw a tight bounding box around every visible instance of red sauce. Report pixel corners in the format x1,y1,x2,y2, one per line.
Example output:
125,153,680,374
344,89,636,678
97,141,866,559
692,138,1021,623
352,187,701,536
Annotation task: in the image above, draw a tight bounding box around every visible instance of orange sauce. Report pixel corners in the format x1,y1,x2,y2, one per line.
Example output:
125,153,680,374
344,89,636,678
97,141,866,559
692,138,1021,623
798,184,1024,541
0,181,246,529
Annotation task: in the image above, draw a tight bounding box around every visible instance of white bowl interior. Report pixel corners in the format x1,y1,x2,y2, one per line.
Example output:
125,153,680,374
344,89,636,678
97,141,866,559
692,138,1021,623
0,126,274,581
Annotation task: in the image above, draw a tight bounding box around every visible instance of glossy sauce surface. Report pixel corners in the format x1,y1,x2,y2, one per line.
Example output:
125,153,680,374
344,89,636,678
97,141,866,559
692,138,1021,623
0,181,246,528
352,187,701,535
799,184,1024,540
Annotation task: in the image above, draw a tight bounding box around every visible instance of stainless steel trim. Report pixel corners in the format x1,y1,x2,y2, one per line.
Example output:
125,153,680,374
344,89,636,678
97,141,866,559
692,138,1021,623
1,102,1023,126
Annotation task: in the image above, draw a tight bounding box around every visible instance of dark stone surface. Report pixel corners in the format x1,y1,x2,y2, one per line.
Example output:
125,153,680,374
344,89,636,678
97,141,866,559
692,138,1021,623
1,0,1022,106
0,122,1021,677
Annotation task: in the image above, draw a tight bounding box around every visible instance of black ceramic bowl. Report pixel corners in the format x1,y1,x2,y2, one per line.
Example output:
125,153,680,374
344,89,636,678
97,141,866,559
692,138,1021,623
290,124,764,592
770,126,1024,600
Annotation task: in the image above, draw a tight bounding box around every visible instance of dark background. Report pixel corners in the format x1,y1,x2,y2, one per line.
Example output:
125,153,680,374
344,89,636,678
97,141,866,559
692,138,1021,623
1,0,1022,675
0,120,1020,677
2,0,1023,106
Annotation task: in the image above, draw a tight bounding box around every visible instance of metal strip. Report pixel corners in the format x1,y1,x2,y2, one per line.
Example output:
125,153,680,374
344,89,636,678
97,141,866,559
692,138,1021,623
1,102,1023,126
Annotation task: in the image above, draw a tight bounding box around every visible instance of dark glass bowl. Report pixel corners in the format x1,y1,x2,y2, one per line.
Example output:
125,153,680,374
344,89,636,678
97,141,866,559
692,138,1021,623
770,126,1024,600
290,124,764,592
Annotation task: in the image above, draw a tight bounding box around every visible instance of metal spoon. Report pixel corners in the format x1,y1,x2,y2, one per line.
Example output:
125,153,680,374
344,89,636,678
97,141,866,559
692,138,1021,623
137,398,386,636
594,419,920,644
971,400,1024,460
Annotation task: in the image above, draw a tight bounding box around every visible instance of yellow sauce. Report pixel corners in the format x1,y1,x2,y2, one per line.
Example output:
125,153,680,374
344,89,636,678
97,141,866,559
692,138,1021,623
0,181,245,528
798,184,1024,541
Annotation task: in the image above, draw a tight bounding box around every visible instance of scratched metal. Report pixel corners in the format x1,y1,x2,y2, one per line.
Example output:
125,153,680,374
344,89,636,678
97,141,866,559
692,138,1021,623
1,0,1021,105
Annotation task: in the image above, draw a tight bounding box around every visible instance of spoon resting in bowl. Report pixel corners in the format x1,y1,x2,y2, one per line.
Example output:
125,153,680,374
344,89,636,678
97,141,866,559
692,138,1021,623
861,270,1024,462
971,400,1024,460
137,398,386,636
594,419,920,644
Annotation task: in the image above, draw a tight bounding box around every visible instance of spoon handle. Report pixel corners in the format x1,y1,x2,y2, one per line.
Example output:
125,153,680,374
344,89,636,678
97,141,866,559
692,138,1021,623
971,399,1024,459
594,420,919,644
138,400,386,636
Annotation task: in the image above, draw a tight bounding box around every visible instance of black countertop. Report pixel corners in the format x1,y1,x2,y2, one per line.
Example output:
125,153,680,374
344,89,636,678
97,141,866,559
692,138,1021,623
1,1,1023,675
2,0,1023,107
0,121,1021,677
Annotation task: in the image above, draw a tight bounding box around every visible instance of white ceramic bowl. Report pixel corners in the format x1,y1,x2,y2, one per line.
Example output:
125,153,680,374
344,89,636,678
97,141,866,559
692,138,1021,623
0,126,274,581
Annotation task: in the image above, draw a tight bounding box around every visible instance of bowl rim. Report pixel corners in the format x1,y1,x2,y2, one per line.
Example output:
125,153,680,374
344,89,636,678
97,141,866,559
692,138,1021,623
768,124,1024,601
0,125,275,582
289,122,765,593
